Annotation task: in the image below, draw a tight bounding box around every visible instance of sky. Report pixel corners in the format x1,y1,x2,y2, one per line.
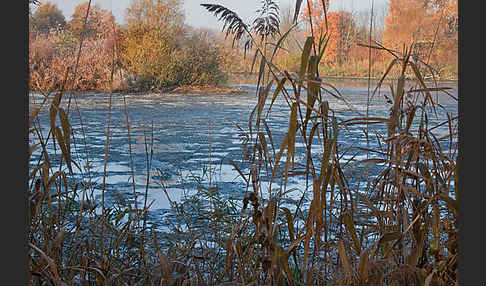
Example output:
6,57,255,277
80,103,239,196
35,0,388,29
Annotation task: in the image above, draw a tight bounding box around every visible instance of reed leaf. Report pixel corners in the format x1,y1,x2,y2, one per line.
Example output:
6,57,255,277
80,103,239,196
28,243,62,283
299,37,314,81
388,75,405,137
29,144,40,160
306,122,320,181
58,107,71,164
270,22,298,62
439,194,458,215
293,0,304,24
258,132,271,171
377,231,402,257
228,158,249,185
356,192,385,232
49,92,63,150
54,126,73,174
317,32,330,63
371,58,398,100
281,207,295,241
201,4,249,41
46,171,64,189
357,248,371,283
256,55,266,97
409,61,435,109
263,119,276,156
305,56,320,132
278,245,295,286
343,212,361,252
338,240,352,278
288,102,298,169
256,79,274,132
29,106,41,127
267,76,287,116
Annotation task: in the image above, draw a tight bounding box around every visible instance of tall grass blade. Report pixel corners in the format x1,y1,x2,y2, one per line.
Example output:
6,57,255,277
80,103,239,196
266,77,287,117
338,240,351,279
293,0,304,24
228,158,249,185
54,126,72,174
29,106,41,127
287,102,298,170
343,212,361,252
299,37,314,81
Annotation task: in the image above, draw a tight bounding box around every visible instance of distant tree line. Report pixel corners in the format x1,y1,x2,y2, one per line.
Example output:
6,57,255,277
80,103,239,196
29,0,226,93
28,0,458,93
299,0,457,78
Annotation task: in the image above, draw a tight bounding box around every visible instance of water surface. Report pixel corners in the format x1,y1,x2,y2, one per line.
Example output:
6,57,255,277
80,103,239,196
29,82,458,231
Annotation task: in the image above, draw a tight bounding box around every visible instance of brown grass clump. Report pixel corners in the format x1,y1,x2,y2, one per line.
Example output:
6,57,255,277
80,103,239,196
29,30,122,94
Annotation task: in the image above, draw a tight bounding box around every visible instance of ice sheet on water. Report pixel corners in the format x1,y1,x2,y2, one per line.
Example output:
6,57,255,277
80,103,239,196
29,86,458,232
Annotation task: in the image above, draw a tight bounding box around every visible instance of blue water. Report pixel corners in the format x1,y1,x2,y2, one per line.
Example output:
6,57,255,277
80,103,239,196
29,82,458,232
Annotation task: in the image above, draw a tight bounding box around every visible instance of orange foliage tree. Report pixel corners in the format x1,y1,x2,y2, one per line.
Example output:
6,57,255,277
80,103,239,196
383,0,436,52
431,0,458,66
383,0,457,68
300,0,329,54
30,1,66,35
69,2,118,40
29,2,122,92
301,0,358,64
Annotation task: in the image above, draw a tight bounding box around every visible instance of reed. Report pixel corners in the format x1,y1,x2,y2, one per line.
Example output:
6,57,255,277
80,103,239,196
28,0,457,285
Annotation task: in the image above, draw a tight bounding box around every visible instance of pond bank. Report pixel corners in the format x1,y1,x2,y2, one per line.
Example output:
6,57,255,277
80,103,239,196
227,72,459,88
29,84,251,97
166,84,249,95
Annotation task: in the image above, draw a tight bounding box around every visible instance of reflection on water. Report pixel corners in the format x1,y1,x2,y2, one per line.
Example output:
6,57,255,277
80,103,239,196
29,83,458,230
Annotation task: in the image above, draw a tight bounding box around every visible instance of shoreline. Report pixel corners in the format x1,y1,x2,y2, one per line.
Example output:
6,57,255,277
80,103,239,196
165,84,250,95
228,73,458,85
28,84,253,96
28,76,458,97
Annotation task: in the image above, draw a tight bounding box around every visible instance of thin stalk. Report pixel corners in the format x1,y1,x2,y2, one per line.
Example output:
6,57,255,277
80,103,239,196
66,0,92,114
122,94,138,225
366,0,374,158
100,20,117,261
208,120,212,189
305,0,317,55
140,121,154,268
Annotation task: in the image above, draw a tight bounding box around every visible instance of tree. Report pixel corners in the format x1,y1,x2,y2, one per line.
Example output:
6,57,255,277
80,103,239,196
431,0,458,65
332,11,357,64
69,2,117,39
121,0,226,88
272,3,306,72
383,0,435,52
383,0,458,76
301,0,358,64
300,0,329,43
30,1,66,35
175,27,227,86
121,0,184,87
383,0,456,52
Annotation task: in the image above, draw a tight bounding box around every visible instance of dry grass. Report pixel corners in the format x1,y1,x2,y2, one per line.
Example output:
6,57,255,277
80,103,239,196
167,85,247,95
28,1,457,285
29,30,122,94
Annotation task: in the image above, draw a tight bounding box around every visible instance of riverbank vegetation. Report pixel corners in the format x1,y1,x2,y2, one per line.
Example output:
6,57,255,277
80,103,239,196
28,0,457,94
29,0,228,94
28,0,458,285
